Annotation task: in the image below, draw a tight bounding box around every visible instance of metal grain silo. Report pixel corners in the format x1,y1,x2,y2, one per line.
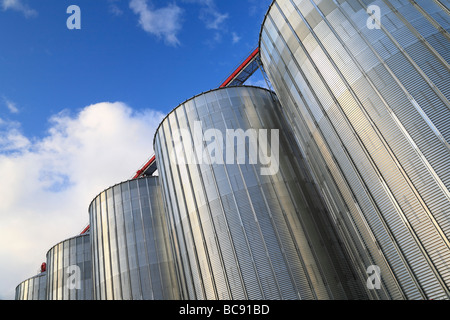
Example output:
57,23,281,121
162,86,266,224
154,85,367,300
46,233,93,300
260,0,450,300
88,176,181,300
15,272,47,300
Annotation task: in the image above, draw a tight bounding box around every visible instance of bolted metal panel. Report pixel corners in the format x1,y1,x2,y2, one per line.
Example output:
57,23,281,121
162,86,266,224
260,0,450,300
88,176,181,300
154,85,368,300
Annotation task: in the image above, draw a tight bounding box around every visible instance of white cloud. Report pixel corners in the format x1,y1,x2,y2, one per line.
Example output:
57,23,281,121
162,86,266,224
0,129,30,151
1,0,37,18
0,119,30,152
248,0,270,18
128,0,231,46
200,7,228,30
108,0,123,16
183,0,228,30
109,5,123,16
3,97,19,114
0,101,164,299
129,0,183,46
232,32,241,44
6,101,18,114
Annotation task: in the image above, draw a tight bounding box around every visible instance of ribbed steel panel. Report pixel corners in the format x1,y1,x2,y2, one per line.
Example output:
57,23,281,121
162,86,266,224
88,177,181,300
260,0,450,300
154,85,368,300
15,272,47,300
45,234,93,300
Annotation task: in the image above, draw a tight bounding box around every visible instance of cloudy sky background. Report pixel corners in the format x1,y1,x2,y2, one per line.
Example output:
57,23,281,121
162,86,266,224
0,0,270,299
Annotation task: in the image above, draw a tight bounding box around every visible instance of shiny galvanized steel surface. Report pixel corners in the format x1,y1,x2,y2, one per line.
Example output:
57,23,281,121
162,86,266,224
46,233,93,300
154,85,367,300
260,0,450,300
88,177,181,300
15,272,47,300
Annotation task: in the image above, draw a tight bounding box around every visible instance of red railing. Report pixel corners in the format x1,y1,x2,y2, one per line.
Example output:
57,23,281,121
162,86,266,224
132,155,156,179
220,47,260,88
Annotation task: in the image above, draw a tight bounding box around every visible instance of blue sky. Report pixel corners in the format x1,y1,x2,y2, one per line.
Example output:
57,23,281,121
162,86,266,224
1,0,269,139
0,0,271,299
